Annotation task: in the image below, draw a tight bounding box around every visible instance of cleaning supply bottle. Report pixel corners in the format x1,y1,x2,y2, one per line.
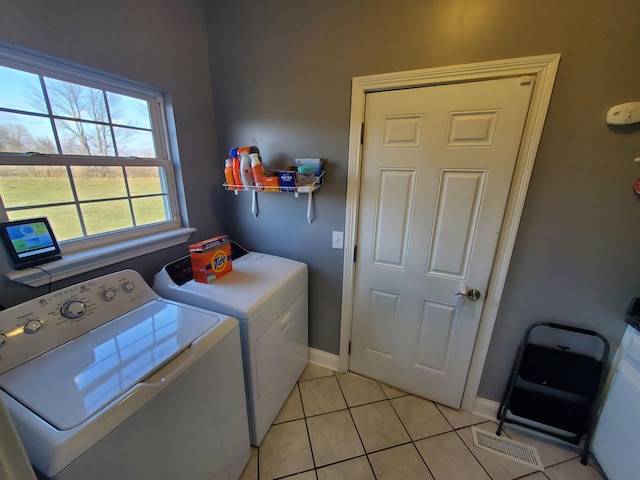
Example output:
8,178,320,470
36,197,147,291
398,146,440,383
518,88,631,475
238,146,255,187
224,159,237,190
250,153,264,191
249,145,261,156
229,148,242,188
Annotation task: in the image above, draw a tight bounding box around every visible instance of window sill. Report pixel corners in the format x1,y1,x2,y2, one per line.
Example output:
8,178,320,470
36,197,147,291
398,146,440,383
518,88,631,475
6,227,196,287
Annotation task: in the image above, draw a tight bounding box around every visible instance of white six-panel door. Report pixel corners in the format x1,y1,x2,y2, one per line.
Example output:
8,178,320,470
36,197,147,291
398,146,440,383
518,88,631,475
350,76,533,408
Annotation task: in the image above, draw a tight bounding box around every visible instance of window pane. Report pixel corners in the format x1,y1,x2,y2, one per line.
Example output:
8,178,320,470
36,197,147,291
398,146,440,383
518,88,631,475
56,119,115,156
45,78,108,122
0,65,48,113
81,199,133,236
132,196,170,226
71,166,126,201
126,166,165,195
0,165,73,207
0,111,57,153
108,93,151,129
114,127,155,157
0,50,174,246
8,205,83,242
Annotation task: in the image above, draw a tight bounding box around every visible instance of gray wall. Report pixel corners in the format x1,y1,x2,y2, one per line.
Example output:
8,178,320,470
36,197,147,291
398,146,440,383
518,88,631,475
0,0,224,304
1,0,638,404
207,0,640,401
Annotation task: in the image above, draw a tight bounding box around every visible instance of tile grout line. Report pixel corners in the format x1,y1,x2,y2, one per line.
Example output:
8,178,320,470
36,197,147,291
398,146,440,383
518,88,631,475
511,472,549,480
334,372,381,479
433,402,459,431
299,368,341,479
339,373,482,479
322,373,506,479
298,378,320,476
327,372,495,479
501,425,595,471
270,376,323,480
542,455,604,477
385,394,438,480
453,421,599,480
452,426,498,480
263,366,334,480
270,366,605,480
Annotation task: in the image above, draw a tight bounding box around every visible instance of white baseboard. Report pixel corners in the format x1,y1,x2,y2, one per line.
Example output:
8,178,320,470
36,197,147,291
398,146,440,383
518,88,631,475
308,347,340,372
472,397,499,420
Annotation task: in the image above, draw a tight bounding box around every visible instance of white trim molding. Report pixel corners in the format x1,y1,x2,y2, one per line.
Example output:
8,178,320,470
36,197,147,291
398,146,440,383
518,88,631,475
6,227,195,287
473,397,500,421
309,347,340,372
339,54,561,412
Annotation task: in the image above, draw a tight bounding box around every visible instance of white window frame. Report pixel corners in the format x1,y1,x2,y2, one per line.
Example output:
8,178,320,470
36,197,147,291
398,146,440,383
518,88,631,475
0,44,194,286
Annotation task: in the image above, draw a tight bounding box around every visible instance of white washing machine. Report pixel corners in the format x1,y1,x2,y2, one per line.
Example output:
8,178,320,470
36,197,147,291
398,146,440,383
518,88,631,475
153,250,308,445
0,270,250,480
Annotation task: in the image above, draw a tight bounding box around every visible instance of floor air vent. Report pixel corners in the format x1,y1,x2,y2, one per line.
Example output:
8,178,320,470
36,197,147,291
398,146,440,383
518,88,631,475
471,426,544,471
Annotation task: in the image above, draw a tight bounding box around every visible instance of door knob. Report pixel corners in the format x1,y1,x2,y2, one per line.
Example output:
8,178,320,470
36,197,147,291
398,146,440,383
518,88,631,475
455,288,482,301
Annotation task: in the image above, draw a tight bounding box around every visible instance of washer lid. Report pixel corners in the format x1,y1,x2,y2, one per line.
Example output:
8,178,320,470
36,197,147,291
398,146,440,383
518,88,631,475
0,300,219,431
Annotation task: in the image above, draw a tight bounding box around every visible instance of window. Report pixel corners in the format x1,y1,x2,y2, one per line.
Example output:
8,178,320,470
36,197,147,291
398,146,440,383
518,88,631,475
0,45,192,284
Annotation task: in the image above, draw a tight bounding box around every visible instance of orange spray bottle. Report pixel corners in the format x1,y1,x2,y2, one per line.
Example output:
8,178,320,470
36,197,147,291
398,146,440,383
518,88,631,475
229,148,242,188
224,159,237,190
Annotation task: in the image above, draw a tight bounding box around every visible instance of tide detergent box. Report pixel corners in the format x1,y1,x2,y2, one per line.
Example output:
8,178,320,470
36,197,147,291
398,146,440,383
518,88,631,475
189,235,232,283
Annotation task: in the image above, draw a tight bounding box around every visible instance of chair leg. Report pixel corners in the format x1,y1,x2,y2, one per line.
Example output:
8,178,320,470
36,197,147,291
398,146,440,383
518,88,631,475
580,427,593,465
580,449,588,465
495,336,531,436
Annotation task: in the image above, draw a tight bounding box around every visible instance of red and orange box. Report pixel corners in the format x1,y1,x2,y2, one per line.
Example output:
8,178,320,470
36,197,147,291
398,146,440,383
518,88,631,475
188,235,232,283
263,172,280,192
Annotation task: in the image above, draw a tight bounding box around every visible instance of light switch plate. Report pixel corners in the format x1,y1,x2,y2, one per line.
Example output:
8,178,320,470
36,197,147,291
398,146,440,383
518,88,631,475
332,231,344,249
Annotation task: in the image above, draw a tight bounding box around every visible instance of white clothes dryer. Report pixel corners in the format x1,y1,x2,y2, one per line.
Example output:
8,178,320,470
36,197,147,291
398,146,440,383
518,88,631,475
0,270,250,480
153,249,308,445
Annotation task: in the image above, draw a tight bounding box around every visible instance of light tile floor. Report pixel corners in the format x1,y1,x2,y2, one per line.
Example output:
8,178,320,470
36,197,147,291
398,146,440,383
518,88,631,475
240,364,606,480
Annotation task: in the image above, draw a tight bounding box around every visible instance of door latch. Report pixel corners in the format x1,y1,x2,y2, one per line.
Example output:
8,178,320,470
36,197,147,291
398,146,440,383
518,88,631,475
455,288,482,301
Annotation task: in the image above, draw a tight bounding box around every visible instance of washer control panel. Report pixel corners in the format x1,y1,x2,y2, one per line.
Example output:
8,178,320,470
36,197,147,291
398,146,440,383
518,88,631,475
0,270,160,374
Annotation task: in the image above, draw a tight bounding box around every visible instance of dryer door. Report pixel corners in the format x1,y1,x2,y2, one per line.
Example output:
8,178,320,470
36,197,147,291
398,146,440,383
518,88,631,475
253,291,308,443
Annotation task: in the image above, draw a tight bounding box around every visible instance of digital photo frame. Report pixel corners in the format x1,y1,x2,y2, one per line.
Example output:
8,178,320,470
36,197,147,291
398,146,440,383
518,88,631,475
0,217,62,270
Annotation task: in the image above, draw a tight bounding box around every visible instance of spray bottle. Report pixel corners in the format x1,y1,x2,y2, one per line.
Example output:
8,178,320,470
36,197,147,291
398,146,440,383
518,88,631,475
229,148,242,188
224,159,237,190
237,146,255,187
250,153,264,191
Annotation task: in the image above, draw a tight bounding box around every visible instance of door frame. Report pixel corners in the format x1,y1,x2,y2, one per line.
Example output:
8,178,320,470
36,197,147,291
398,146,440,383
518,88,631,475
339,54,561,411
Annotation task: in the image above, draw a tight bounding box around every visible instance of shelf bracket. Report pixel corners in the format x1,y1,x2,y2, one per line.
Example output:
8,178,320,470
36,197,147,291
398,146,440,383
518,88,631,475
251,190,259,217
307,190,314,223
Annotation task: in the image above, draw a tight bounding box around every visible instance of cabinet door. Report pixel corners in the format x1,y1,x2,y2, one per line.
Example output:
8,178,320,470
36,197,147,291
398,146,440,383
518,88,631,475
593,360,640,480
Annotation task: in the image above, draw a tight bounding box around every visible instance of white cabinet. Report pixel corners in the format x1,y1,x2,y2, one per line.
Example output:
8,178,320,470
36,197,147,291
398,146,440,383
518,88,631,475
593,325,640,480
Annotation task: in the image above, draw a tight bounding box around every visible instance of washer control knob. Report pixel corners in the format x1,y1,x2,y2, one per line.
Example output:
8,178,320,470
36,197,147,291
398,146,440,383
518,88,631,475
61,300,87,319
101,289,117,302
0,333,7,346
24,320,43,334
121,282,136,293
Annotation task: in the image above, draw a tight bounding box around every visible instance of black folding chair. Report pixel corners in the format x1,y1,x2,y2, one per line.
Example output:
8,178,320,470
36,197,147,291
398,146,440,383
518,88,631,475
496,322,609,465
